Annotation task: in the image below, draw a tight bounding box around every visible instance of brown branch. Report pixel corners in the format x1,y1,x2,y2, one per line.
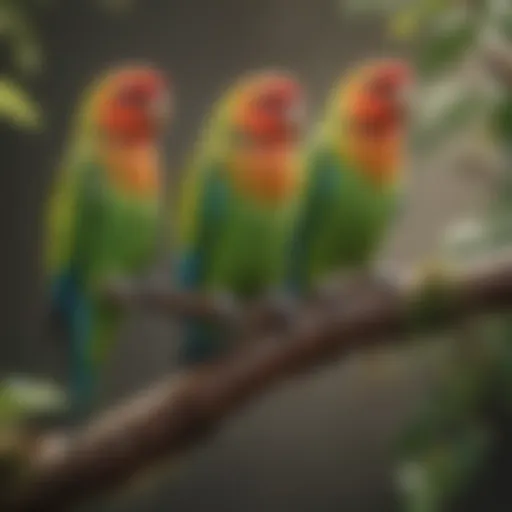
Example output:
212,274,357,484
7,252,512,512
105,280,240,323
104,279,302,334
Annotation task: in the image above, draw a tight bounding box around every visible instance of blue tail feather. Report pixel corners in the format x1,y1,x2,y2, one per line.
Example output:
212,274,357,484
50,270,96,413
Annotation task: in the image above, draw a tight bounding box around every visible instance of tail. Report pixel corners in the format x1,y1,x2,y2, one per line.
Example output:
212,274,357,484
175,253,228,366
49,271,104,416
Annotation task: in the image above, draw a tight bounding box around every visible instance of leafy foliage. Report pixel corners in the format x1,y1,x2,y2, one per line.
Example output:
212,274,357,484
346,1,512,510
0,375,67,424
0,78,42,130
0,0,135,130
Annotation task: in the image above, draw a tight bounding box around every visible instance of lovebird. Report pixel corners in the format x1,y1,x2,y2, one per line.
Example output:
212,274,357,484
44,65,172,413
175,71,306,365
290,59,413,295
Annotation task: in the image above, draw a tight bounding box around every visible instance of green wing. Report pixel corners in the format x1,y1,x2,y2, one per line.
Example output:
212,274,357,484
289,147,340,292
176,160,228,289
45,150,104,281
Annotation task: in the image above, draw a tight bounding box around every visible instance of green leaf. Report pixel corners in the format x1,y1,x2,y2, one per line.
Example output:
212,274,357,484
498,15,512,40
0,375,68,423
416,12,478,79
0,3,43,76
412,82,491,153
490,93,512,140
387,0,457,40
0,78,42,130
489,0,512,40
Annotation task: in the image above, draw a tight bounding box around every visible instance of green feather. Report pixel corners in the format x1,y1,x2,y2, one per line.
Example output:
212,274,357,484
292,142,399,292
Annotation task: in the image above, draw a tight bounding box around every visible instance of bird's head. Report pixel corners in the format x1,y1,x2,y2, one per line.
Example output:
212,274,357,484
331,59,414,184
221,71,306,203
91,66,171,144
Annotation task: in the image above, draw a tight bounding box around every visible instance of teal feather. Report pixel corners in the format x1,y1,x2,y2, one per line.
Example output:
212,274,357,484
176,166,230,365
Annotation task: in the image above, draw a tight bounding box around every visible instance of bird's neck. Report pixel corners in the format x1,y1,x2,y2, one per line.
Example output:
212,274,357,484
334,129,403,187
100,140,161,198
226,149,301,206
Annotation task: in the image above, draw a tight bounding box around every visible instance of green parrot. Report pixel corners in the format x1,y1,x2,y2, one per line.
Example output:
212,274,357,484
175,70,306,365
289,59,413,295
44,65,172,414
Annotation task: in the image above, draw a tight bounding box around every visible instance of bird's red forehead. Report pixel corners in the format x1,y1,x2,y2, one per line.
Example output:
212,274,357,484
367,61,413,88
109,68,168,96
250,75,302,103
232,74,303,137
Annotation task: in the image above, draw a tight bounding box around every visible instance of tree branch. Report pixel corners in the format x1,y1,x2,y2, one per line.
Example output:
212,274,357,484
105,279,304,334
6,252,512,512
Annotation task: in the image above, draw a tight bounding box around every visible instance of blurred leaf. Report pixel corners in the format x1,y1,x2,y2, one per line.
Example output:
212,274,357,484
489,0,512,39
416,13,478,78
0,3,43,76
498,15,512,40
441,217,490,261
0,79,42,130
388,6,425,40
412,84,488,152
0,375,67,423
387,0,452,40
490,94,512,141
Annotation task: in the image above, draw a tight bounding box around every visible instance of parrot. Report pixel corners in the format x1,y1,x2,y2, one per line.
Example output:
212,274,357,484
289,59,414,296
174,70,306,366
44,65,172,415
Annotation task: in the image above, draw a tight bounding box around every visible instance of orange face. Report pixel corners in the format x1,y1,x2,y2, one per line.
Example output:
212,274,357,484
96,68,171,144
343,60,413,184
229,75,305,202
349,60,413,137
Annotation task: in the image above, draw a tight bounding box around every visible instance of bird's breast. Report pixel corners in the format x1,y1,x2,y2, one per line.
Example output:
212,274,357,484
228,149,300,204
103,144,161,198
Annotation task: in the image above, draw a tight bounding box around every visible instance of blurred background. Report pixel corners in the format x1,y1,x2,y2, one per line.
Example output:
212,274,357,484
1,0,510,510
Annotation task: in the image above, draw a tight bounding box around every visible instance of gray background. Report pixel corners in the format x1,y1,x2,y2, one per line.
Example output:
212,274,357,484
1,0,508,510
